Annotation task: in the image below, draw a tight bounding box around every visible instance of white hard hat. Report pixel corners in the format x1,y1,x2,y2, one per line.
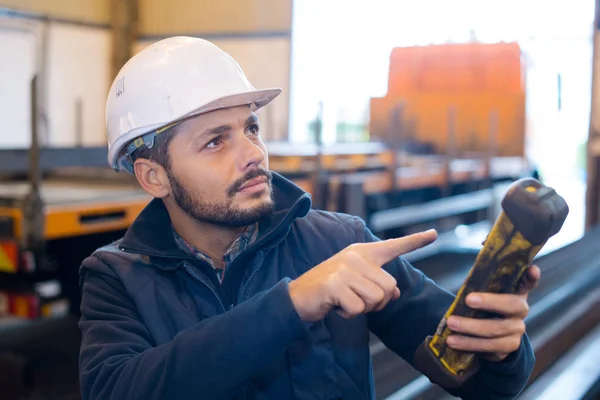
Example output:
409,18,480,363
105,36,282,172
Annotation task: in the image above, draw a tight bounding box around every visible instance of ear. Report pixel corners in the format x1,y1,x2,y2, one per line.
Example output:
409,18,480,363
133,158,171,198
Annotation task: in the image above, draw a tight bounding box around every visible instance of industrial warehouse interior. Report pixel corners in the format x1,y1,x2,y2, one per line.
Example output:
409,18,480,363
0,0,599,399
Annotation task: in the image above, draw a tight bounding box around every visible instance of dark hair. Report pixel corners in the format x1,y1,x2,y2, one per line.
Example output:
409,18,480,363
131,124,180,169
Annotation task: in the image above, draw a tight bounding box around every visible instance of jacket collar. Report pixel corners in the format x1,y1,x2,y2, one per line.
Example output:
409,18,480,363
118,172,312,264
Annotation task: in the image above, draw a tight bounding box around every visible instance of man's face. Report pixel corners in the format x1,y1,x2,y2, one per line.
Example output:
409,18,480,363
164,106,275,228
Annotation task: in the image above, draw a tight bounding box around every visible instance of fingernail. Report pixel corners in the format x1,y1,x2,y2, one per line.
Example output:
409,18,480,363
447,317,459,330
447,336,457,346
468,294,482,306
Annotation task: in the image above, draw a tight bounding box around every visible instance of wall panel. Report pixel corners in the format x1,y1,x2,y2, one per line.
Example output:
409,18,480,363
139,0,292,36
46,23,111,146
135,0,293,141
212,38,290,141
0,17,111,149
0,0,293,151
0,21,36,148
0,0,110,25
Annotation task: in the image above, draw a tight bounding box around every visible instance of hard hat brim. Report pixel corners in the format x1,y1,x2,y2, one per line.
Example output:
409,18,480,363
108,87,282,171
187,87,283,117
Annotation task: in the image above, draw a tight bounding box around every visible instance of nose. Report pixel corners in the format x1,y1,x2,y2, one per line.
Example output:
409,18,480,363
235,134,266,171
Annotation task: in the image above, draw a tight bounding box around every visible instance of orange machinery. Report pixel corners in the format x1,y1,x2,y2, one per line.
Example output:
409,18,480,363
0,179,150,319
370,42,526,158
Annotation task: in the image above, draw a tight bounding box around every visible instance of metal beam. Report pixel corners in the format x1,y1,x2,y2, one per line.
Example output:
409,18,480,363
338,178,367,221
586,0,600,230
369,188,496,232
0,147,109,173
0,7,110,30
111,0,138,81
519,321,600,400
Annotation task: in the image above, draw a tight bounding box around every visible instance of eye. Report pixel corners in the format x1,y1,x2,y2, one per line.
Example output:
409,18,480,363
247,123,260,135
205,136,223,149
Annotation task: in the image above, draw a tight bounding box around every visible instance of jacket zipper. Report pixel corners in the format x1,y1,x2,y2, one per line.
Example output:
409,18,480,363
236,252,265,305
182,261,227,313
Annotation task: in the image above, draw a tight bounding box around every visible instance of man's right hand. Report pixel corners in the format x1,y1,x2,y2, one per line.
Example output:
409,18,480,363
288,229,438,322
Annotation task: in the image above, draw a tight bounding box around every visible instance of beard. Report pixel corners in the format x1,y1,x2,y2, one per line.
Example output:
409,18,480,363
167,168,275,228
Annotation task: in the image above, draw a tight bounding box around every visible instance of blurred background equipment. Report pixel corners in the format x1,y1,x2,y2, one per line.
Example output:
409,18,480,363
0,0,598,399
370,42,525,158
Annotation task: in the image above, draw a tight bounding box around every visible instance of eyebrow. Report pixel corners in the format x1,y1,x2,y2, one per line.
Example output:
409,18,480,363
245,114,259,126
200,114,259,138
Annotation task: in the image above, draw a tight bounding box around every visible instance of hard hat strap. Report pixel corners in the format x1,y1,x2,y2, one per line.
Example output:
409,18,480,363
122,120,182,170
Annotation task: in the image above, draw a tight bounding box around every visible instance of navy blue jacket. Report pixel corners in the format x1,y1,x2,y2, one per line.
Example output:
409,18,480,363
78,173,534,400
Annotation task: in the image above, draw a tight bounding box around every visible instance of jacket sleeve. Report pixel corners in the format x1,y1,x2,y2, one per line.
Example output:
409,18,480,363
78,260,309,400
356,219,535,400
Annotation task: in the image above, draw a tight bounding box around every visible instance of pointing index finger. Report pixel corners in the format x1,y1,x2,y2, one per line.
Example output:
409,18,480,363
362,229,438,265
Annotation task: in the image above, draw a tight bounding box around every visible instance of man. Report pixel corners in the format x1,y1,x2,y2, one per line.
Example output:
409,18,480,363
78,36,537,400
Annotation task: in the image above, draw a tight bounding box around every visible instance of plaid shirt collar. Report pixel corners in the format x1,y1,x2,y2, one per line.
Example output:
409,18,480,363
172,223,259,283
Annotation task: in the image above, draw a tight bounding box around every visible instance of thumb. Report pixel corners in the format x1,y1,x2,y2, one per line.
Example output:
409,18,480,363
361,229,438,265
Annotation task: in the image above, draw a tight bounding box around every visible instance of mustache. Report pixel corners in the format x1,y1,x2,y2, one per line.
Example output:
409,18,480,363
227,168,273,197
